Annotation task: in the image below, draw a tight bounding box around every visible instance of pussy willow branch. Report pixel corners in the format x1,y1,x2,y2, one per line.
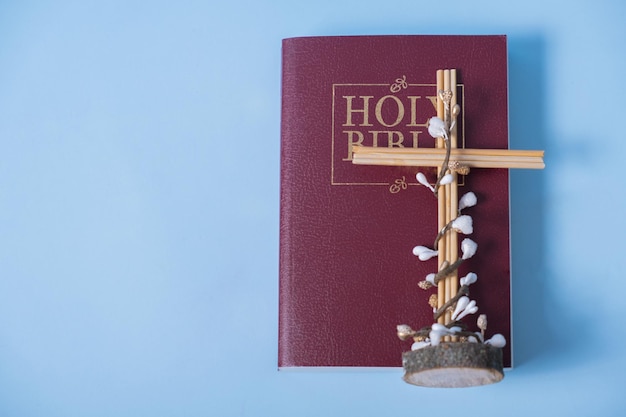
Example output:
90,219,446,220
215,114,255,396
433,140,452,198
433,258,464,285
434,285,470,321
432,217,461,250
433,91,453,198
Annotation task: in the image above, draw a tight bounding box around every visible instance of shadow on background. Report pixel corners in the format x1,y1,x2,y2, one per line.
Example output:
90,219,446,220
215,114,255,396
508,35,553,366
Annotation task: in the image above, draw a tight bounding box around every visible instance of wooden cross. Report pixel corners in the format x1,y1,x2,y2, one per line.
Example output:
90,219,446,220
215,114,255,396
351,69,544,331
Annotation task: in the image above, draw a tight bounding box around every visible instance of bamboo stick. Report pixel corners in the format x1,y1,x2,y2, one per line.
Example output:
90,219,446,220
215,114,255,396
436,69,446,326
449,69,459,341
351,147,545,169
444,182,452,330
353,147,545,159
443,70,452,331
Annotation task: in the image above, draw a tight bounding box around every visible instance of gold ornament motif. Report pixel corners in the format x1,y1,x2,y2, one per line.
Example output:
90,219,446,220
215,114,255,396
390,75,408,93
389,176,407,194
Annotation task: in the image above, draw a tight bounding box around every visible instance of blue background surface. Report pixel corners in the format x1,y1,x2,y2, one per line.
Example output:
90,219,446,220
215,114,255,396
1,1,625,416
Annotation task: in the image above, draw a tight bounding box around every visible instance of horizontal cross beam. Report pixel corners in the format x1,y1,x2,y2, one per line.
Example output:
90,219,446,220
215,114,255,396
352,146,545,170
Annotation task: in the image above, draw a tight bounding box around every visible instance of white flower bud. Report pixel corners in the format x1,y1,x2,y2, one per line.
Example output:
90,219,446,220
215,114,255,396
439,173,454,185
411,341,430,351
458,192,477,211
427,117,448,140
429,330,444,346
412,246,438,261
425,273,437,286
451,296,470,321
485,334,507,348
455,300,478,320
416,172,434,191
451,215,473,234
461,238,477,259
431,323,448,333
460,272,478,286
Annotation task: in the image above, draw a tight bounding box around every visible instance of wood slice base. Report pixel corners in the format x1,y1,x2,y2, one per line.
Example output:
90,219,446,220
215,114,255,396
402,342,504,388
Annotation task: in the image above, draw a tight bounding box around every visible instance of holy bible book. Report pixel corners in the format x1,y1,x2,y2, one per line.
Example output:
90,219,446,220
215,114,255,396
279,35,512,368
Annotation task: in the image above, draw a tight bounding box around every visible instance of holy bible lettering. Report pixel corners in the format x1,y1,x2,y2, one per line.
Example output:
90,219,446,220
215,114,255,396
341,94,438,161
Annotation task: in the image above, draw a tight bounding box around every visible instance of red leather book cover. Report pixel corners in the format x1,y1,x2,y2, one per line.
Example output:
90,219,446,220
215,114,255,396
279,35,511,368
